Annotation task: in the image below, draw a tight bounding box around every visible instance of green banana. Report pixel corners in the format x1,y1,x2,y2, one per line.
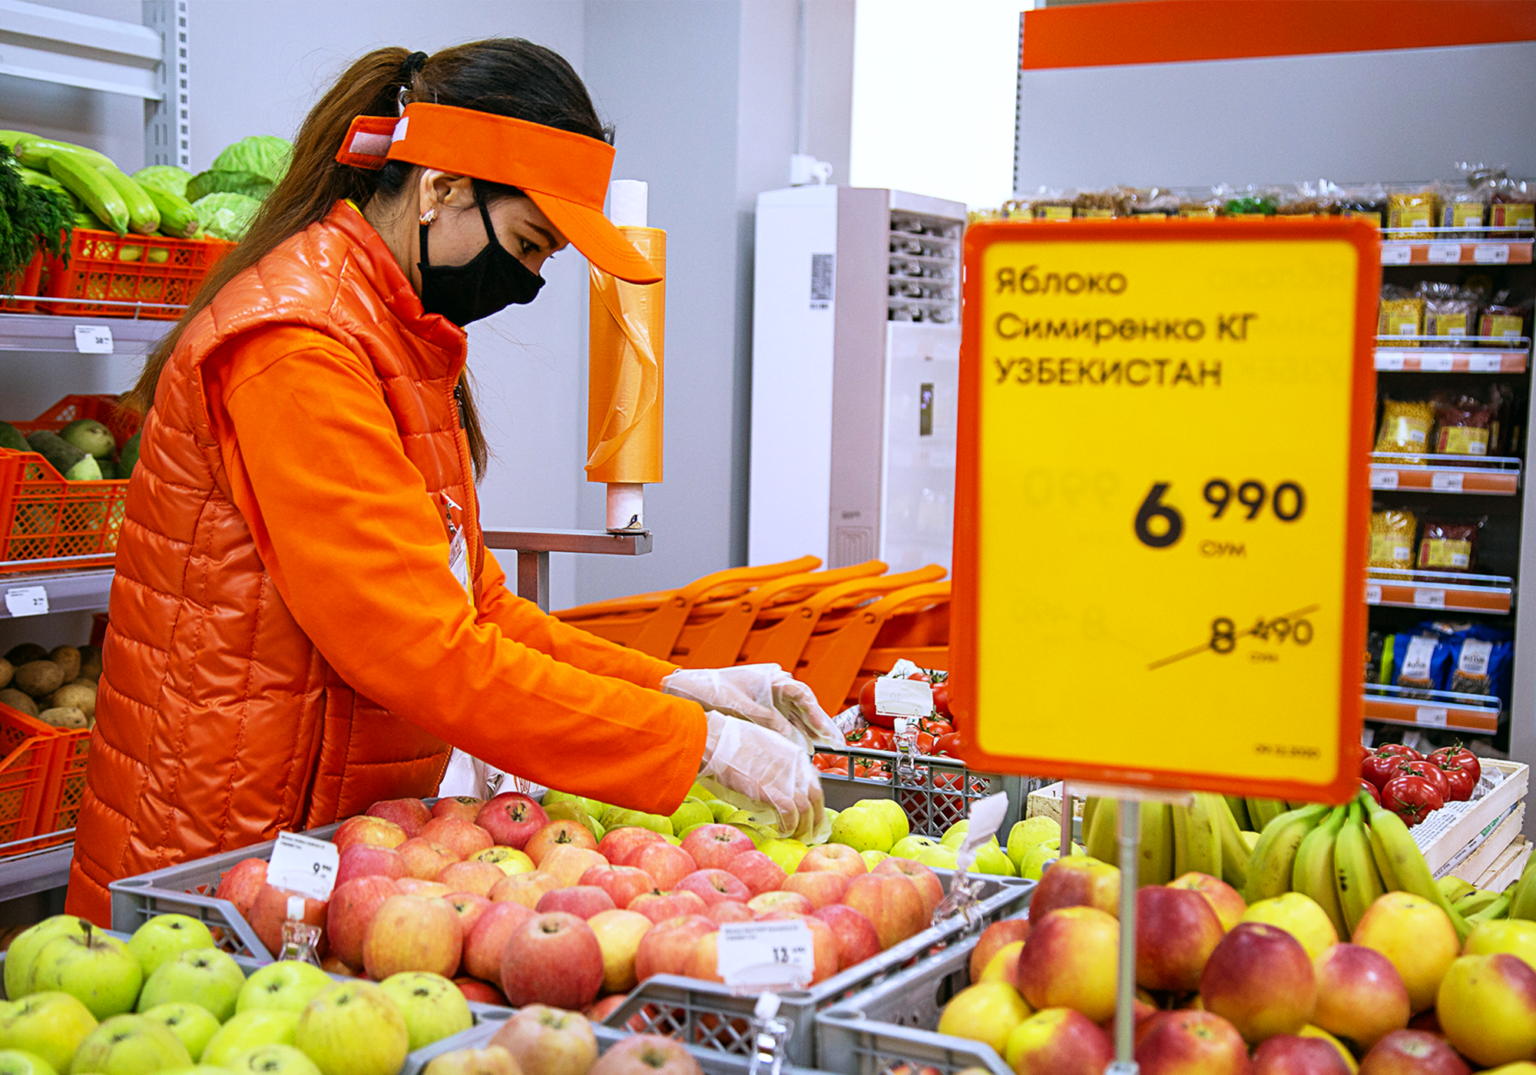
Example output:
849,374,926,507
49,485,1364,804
94,164,159,234
1363,794,1472,942
1468,893,1511,925
1293,805,1349,940
48,151,127,234
1138,801,1174,886
1509,860,1536,921
1206,792,1249,892
1249,798,1284,831
1334,800,1385,937
139,183,198,238
1183,793,1222,880
1224,795,1252,831
1085,796,1117,864
1438,876,1477,904
1243,802,1329,903
1172,802,1190,877
1455,890,1502,917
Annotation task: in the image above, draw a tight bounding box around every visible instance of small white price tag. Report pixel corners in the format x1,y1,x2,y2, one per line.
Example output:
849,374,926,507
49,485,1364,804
956,791,1010,870
874,677,932,719
1469,354,1505,373
3,586,48,618
1374,352,1406,371
1365,583,1382,605
1473,243,1510,265
1431,471,1465,493
1381,243,1413,265
717,920,815,992
73,325,114,354
1369,468,1399,490
1413,588,1447,609
1427,242,1462,264
1416,707,1449,729
1420,353,1455,372
266,831,339,900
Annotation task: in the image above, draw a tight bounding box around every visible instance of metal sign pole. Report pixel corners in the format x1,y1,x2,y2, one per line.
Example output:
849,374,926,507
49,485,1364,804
1109,797,1140,1074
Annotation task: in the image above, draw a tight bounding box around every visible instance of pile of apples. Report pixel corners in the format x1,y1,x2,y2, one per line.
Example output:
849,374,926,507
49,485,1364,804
0,911,474,1075
211,790,954,1020
419,1006,705,1075
931,853,1536,1074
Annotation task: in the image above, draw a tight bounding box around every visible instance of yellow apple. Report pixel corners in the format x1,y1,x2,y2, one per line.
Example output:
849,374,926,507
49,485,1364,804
1240,893,1337,960
1464,919,1536,973
1350,892,1459,1013
1436,953,1536,1068
935,982,1030,1056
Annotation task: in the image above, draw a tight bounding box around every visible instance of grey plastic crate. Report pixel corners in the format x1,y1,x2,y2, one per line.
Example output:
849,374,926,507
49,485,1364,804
816,924,1013,1075
606,872,1032,1069
403,1007,836,1075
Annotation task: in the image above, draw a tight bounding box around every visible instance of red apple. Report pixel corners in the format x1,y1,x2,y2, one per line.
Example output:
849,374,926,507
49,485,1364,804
537,885,618,920
586,994,627,1023
420,816,495,859
432,796,485,823
598,826,666,865
627,890,709,924
754,911,840,985
490,870,561,908
814,904,882,971
541,846,609,888
333,814,408,853
1200,922,1316,1043
399,837,462,880
676,869,752,907
748,891,814,918
1137,886,1225,993
1359,1030,1472,1075
445,891,493,936
872,858,944,920
1028,854,1119,924
724,851,786,897
782,871,850,910
500,912,604,1009
366,797,431,837
325,875,399,969
1017,906,1119,1023
970,918,1031,984
681,825,756,871
1005,1006,1114,1075
491,1006,599,1075
396,878,452,899
435,860,508,898
250,884,328,959
1135,1010,1251,1075
707,901,756,925
581,865,658,910
635,915,718,980
796,843,868,881
635,843,698,890
682,930,726,984
1168,872,1246,933
842,872,926,949
1253,1035,1352,1075
363,893,463,979
335,843,407,885
454,977,508,1006
476,793,550,850
1313,943,1410,1050
525,820,600,865
464,901,537,982
321,957,358,977
214,858,268,918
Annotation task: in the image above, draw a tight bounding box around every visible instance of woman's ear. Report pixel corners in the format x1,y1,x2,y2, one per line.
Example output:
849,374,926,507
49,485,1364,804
421,170,475,214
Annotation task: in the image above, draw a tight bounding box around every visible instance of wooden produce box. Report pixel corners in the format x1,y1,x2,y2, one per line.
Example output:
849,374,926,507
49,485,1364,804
1420,759,1528,879
1025,782,1085,825
1472,835,1530,892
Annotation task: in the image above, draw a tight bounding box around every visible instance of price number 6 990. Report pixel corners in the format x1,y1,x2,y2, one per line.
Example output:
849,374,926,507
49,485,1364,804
1134,479,1306,549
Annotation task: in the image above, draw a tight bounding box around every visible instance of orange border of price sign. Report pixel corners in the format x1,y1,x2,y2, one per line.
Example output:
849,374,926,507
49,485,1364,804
952,218,1379,804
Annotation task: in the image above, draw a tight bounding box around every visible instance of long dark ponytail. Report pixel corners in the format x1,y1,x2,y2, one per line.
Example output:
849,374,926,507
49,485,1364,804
126,39,611,479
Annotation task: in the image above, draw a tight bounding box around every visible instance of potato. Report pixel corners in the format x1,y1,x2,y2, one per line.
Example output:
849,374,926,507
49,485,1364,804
13,660,64,698
37,706,87,729
4,643,46,666
50,682,96,719
49,645,81,683
0,657,11,691
0,688,38,717
77,645,103,682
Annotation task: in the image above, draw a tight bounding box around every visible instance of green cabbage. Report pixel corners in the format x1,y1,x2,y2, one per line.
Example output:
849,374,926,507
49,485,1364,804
211,135,292,186
185,169,273,203
190,192,260,241
132,165,194,199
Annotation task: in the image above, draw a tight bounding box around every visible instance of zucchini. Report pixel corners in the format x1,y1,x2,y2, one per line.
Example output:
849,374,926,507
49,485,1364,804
146,248,169,264
0,421,26,452
12,135,112,171
48,153,127,235
25,430,102,480
117,244,144,263
118,430,141,477
95,165,159,234
139,183,198,238
73,210,107,231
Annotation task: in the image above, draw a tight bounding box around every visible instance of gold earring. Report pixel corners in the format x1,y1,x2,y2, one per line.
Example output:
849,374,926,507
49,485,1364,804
419,208,438,225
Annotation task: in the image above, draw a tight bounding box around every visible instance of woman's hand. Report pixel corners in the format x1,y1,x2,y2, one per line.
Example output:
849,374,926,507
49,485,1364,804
698,711,825,841
662,665,845,753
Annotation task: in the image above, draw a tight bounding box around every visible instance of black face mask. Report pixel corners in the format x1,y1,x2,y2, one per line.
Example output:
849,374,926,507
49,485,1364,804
418,198,545,326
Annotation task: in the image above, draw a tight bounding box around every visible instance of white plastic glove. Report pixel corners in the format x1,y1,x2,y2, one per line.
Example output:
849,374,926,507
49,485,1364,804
698,710,825,842
662,664,845,753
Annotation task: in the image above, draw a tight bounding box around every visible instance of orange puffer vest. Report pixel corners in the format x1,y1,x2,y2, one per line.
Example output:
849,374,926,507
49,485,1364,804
68,203,476,923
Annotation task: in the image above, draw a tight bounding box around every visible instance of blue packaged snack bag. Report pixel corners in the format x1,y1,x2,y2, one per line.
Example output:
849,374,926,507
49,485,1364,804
1412,620,1514,706
1391,631,1452,695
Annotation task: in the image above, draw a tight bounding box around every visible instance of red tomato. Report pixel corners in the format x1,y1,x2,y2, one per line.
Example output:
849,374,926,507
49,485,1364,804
935,732,964,757
907,671,930,682
1361,749,1407,791
859,678,892,728
821,757,849,776
914,731,936,755
1395,759,1449,802
932,682,951,717
1382,774,1442,826
864,728,894,751
1374,743,1424,761
1359,779,1381,806
1429,745,1481,802
923,719,954,738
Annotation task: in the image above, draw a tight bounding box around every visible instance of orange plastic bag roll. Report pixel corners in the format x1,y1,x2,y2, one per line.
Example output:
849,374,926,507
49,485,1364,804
587,226,665,484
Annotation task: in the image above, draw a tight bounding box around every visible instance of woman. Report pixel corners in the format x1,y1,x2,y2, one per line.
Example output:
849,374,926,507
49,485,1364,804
67,40,833,925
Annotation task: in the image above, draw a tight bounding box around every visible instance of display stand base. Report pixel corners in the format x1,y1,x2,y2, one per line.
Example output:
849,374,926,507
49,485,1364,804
483,528,653,611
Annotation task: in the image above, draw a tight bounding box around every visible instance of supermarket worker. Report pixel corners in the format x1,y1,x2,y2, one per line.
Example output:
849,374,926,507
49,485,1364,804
66,40,839,924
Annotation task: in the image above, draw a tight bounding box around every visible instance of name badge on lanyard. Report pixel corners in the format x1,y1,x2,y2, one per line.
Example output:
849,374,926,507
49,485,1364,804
441,492,474,609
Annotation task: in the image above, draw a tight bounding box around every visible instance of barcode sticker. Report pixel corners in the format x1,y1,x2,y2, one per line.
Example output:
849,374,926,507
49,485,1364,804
1381,244,1413,265
1431,471,1464,493
717,920,815,992
1370,469,1399,490
3,586,48,617
73,325,114,354
1473,244,1510,265
266,831,339,900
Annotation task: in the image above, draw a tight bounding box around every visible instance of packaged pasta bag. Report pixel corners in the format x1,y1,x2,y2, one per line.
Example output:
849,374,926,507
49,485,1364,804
1441,184,1490,237
1340,183,1388,228
1369,506,1418,568
1128,187,1178,219
1431,389,1494,456
1374,396,1435,459
1074,186,1130,219
1490,176,1535,238
1417,517,1484,572
1179,187,1226,219
1418,281,1481,341
1388,187,1443,238
1377,285,1424,346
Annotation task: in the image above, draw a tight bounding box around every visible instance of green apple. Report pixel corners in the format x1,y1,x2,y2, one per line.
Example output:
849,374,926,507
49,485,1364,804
912,844,960,870
126,917,215,980
860,850,890,870
376,973,470,1052
831,808,893,854
1006,817,1062,868
4,918,88,1000
940,821,968,849
889,835,937,859
225,1045,321,1075
200,1012,298,1067
140,1005,219,1062
69,1014,191,1075
158,1068,235,1075
972,844,1016,876
293,982,408,1075
854,799,910,844
137,949,246,1022
542,790,606,821
706,800,736,823
668,798,712,835
0,992,96,1072
0,1049,57,1075
687,782,716,801
760,839,808,873
1017,837,1083,881
599,808,671,836
660,834,682,846
235,963,332,1016
31,928,141,1020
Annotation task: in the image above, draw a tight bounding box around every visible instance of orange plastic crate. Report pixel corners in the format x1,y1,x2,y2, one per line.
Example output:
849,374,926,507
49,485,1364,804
34,720,90,849
1,250,44,314
0,701,68,853
43,227,233,320
0,394,140,573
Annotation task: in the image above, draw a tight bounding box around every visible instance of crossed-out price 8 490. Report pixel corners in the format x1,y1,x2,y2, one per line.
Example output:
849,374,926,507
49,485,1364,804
1133,479,1307,548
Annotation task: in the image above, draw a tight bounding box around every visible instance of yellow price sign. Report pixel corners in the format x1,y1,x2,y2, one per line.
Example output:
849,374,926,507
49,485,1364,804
952,219,1379,803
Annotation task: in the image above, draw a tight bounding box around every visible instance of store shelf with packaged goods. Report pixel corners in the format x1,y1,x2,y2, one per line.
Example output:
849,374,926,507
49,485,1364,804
0,567,115,618
1374,344,1530,374
1364,685,1502,735
1366,568,1515,615
0,310,174,355
1368,454,1521,496
1380,238,1533,266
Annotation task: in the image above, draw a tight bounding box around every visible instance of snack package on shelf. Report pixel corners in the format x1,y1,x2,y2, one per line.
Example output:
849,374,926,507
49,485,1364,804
1369,506,1419,569
1441,185,1490,237
1417,517,1485,572
1479,291,1532,344
1340,183,1388,227
1388,187,1443,238
1414,620,1515,707
1489,381,1516,453
1127,186,1177,218
1390,631,1454,696
1178,189,1224,218
1223,184,1278,217
1018,187,1074,221
1274,181,1332,216
1073,186,1129,219
1432,389,1494,456
1490,176,1535,237
1366,630,1389,683
1378,285,1425,345
1375,396,1435,459
1418,281,1482,341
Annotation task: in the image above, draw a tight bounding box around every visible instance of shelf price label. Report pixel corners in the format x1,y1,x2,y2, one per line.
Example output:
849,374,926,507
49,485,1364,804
266,831,339,900
3,586,48,618
953,219,1376,804
717,920,815,993
73,325,114,354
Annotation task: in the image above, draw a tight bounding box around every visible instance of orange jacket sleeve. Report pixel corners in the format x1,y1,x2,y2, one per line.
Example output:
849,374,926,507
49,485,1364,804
204,325,706,814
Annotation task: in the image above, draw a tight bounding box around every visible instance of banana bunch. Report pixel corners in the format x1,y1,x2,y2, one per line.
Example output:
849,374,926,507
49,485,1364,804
1082,792,1249,891
1505,847,1536,922
1244,791,1474,942
1439,875,1514,922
